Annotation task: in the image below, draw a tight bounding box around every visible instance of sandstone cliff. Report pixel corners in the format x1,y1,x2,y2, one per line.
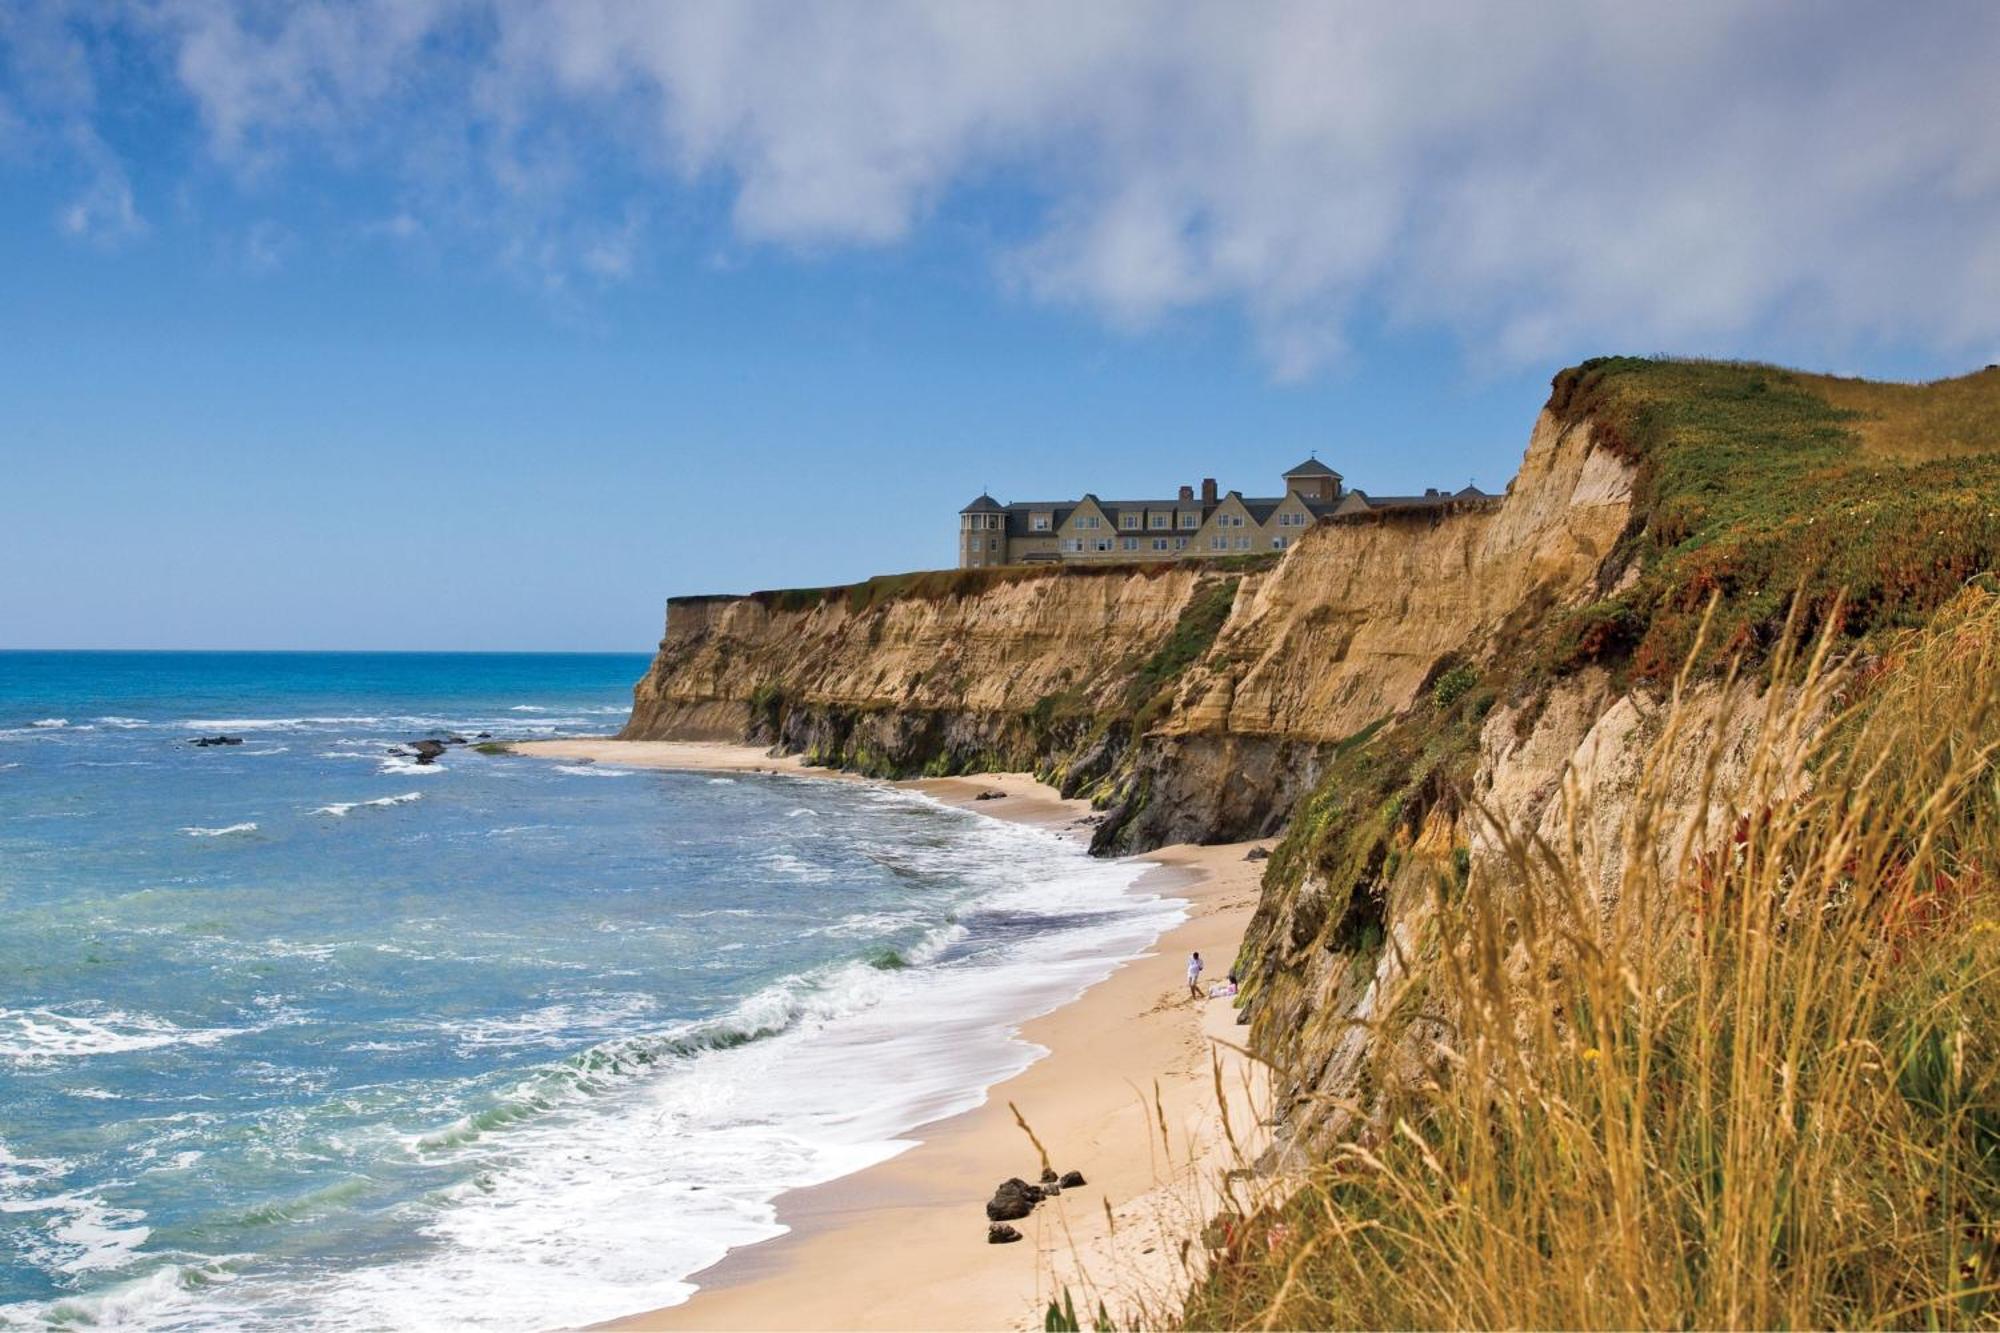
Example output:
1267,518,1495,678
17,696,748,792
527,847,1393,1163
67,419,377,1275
622,357,2000,1128
624,403,1635,853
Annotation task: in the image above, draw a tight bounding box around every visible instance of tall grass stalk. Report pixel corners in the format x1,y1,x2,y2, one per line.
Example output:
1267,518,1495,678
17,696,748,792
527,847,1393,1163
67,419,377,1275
1185,584,2000,1329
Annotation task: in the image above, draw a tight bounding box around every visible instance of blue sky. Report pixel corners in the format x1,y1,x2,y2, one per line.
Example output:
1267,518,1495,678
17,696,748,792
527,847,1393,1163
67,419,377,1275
3,3,1997,651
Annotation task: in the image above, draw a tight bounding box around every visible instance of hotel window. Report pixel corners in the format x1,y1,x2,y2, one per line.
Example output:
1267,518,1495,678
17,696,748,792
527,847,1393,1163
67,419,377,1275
1078,515,1100,529
1235,536,1251,550
1121,536,1139,551
1033,514,1050,530
1152,537,1168,551
1062,538,1081,553
1210,535,1228,550
990,538,1000,551
1278,512,1302,527
1095,538,1114,552
1173,537,1189,550
1179,512,1199,529
1150,513,1169,529
1121,514,1140,530
1272,536,1287,550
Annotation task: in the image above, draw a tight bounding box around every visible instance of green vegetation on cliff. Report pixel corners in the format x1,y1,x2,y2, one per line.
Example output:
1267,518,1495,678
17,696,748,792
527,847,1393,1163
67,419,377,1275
1547,357,2000,678
1212,360,2000,1329
1255,359,2000,994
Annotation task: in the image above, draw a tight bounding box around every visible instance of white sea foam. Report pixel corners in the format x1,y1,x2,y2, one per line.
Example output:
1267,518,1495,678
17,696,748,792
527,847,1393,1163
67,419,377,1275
237,746,290,756
29,718,67,728
508,705,546,712
377,756,445,777
438,993,662,1056
314,792,423,817
286,810,1183,1331
96,716,150,729
181,823,259,838
706,777,737,784
553,764,635,777
0,1007,247,1063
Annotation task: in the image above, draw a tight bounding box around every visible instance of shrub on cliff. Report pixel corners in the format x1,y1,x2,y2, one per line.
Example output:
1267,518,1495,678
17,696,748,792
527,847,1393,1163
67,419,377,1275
1547,356,2000,682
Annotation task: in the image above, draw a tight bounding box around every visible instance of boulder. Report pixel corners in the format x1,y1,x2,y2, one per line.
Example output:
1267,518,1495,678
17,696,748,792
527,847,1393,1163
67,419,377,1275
975,789,1006,801
1244,846,1271,861
1059,1170,1086,1189
987,1223,1022,1244
985,1177,1041,1221
1039,1167,1059,1184
410,739,449,765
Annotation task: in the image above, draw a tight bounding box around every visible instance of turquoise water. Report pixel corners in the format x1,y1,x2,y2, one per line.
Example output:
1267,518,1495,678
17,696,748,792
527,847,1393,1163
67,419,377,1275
0,653,1180,1329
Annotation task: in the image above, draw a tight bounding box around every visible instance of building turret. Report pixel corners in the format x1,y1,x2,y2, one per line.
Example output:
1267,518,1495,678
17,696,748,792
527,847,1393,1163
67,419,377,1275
959,494,1007,568
1282,456,1344,503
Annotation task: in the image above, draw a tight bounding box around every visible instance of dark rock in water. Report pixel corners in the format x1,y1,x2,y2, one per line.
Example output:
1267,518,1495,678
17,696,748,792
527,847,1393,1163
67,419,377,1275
475,732,492,739
190,735,243,747
1059,1170,1086,1189
985,1177,1041,1221
443,735,468,746
1039,1167,1059,1184
975,789,1006,801
409,739,449,765
987,1223,1022,1244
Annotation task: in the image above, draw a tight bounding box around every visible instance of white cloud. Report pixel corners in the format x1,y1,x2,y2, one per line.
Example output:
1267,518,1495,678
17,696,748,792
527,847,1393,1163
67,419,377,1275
235,216,294,272
55,127,146,245
18,0,2000,373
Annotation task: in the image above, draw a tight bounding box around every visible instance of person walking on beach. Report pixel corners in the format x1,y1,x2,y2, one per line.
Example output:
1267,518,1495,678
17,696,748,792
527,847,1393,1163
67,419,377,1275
1187,950,1204,1000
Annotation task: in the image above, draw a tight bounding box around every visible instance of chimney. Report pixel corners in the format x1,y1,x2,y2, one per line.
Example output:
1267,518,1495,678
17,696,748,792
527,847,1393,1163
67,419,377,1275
1178,485,1194,502
1425,487,1439,497
1201,478,1218,505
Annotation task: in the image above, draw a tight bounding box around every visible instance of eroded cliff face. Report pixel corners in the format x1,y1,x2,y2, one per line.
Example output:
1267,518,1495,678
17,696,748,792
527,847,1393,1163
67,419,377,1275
621,406,1636,860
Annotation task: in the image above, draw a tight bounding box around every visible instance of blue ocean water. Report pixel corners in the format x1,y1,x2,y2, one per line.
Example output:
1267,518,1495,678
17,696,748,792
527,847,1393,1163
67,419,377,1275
0,653,1181,1330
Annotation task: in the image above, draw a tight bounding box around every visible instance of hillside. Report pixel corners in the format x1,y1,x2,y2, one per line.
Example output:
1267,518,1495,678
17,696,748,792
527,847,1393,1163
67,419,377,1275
620,357,2000,1324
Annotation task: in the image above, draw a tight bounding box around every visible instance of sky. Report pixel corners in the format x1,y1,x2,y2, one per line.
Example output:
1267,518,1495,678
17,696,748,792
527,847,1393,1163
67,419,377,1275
2,2,1997,651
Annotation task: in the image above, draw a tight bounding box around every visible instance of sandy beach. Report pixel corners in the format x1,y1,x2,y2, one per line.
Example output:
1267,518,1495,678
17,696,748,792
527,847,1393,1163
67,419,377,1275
511,740,1269,1331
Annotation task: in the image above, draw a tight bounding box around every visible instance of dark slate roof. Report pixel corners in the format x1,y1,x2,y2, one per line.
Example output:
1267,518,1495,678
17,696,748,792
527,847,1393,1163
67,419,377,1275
1333,486,1500,518
1283,457,1341,478
960,494,1005,514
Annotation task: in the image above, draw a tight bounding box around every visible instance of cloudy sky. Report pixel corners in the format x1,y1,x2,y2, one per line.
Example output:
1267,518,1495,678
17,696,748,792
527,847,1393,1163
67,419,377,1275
4,1,1997,649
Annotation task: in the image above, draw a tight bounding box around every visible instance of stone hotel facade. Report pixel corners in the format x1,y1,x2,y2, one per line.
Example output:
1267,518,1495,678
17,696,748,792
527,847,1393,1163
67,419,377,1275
956,459,1489,568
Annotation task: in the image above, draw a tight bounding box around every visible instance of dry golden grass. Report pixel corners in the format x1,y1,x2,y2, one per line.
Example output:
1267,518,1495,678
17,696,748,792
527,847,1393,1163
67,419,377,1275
1809,366,2000,460
1181,583,2000,1330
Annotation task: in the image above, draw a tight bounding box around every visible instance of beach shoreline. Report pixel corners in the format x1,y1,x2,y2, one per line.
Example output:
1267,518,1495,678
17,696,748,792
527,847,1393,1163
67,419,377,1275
511,739,1268,1331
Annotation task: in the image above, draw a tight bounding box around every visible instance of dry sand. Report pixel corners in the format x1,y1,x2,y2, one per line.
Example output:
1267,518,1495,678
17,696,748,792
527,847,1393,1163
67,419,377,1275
511,739,1270,1331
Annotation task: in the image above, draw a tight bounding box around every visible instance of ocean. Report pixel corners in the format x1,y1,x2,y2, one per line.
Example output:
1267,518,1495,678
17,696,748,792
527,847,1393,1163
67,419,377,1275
0,652,1183,1330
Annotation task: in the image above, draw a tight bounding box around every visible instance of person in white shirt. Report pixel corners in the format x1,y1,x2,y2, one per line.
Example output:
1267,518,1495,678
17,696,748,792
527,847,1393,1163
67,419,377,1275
1186,950,1204,999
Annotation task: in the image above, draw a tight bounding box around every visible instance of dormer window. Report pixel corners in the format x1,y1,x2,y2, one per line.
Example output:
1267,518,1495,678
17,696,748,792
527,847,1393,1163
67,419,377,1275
1032,512,1051,530
1150,513,1169,529
1121,513,1141,530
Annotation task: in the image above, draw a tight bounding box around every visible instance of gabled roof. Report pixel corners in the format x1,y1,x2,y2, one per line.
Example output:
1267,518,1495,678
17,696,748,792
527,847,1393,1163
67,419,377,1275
960,494,1005,514
1454,484,1491,499
1283,457,1341,479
